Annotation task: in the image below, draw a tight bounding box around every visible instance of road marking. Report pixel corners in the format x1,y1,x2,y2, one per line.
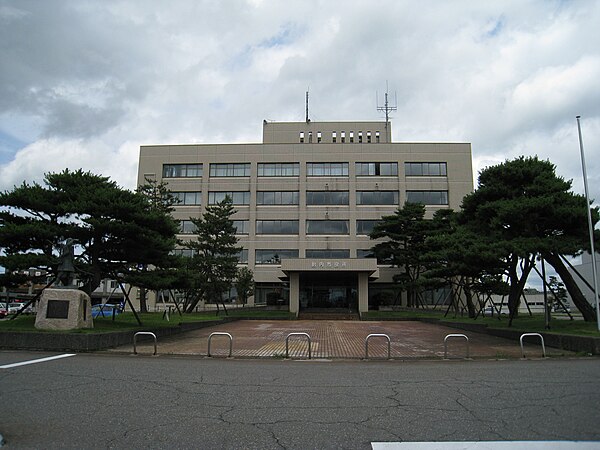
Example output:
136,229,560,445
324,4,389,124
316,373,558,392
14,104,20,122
372,442,600,449
0,353,76,369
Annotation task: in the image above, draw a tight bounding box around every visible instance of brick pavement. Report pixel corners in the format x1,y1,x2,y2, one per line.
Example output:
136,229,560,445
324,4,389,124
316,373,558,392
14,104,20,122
116,320,569,359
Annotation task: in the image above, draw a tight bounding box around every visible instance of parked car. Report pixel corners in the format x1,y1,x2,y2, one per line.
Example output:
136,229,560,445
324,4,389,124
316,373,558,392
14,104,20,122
0,302,7,319
8,302,30,314
91,303,121,318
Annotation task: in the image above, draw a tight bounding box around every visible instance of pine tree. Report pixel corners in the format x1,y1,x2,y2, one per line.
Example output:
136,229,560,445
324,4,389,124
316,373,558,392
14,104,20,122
183,197,241,313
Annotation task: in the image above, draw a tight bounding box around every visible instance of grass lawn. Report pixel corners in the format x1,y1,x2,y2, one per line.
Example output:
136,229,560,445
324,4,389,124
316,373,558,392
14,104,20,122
0,312,223,334
0,308,294,334
363,310,600,337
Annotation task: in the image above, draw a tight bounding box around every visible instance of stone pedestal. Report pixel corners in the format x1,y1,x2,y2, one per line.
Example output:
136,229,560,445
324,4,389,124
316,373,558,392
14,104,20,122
35,288,93,330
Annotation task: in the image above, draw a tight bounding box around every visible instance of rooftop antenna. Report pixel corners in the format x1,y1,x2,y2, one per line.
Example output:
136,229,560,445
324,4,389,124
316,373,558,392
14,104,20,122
376,81,397,130
305,88,310,123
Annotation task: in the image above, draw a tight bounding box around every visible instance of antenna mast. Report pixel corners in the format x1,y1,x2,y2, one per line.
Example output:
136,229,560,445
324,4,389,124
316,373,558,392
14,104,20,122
305,89,310,123
376,82,397,129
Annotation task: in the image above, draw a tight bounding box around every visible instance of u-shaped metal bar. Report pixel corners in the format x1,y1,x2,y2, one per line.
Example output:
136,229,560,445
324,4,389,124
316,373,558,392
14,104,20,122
208,332,233,357
443,334,470,359
365,333,391,360
285,332,311,359
519,333,546,358
133,331,157,355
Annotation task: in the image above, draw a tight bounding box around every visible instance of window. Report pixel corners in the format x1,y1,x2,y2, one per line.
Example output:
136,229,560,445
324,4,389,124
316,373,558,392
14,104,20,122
356,162,398,176
256,249,299,264
349,131,354,143
171,191,201,206
356,191,399,205
163,164,202,178
232,220,249,235
257,191,299,205
299,132,304,143
341,131,346,143
257,163,299,177
179,220,197,234
308,132,313,143
358,132,363,143
406,190,449,205
332,131,337,143
256,220,299,234
306,191,349,205
209,163,251,177
376,131,380,143
357,249,375,258
306,220,349,235
356,220,380,235
367,131,372,143
306,249,350,258
307,162,349,176
171,248,196,258
317,131,322,143
208,191,250,205
405,162,447,176
237,249,249,264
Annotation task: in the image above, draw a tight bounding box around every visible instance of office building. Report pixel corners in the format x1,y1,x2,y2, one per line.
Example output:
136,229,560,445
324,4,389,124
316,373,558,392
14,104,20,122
138,120,473,316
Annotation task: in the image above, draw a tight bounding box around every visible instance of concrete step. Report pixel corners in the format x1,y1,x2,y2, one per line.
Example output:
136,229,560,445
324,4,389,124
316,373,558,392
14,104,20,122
297,312,360,321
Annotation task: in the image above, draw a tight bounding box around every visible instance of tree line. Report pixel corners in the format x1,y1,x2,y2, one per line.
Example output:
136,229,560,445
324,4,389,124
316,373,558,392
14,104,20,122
1,156,597,325
371,156,599,324
0,170,253,317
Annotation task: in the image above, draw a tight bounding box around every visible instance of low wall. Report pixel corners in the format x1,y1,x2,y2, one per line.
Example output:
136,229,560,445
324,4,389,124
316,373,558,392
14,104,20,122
0,318,236,352
419,317,600,355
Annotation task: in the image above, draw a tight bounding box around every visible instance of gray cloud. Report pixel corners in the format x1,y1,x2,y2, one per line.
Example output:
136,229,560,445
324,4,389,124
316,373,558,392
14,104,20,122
0,0,597,202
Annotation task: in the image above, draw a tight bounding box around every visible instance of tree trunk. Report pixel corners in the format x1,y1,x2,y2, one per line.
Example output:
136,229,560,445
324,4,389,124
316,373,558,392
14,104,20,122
464,284,476,318
507,256,534,326
81,266,102,297
544,252,597,322
139,287,148,313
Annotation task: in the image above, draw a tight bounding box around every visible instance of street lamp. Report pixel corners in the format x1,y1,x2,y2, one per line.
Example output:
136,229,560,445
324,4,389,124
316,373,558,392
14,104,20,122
576,116,600,330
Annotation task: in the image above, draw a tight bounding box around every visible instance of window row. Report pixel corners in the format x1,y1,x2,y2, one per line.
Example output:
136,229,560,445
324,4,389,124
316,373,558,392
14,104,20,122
173,248,375,264
164,162,447,178
300,130,381,144
179,220,353,235
174,190,446,210
178,214,445,236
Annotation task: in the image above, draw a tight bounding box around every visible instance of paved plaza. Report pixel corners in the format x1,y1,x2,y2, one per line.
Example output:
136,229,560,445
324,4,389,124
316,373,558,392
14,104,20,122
116,320,565,359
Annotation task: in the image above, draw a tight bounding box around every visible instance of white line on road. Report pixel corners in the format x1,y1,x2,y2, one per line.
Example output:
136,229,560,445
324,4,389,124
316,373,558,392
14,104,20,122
0,353,76,369
372,442,600,449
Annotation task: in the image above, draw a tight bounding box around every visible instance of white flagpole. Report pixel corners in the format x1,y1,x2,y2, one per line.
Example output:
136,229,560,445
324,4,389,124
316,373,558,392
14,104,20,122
576,116,600,330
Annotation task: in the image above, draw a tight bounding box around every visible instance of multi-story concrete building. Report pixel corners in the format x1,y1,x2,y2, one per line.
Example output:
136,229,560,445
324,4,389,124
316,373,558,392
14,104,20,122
137,120,473,316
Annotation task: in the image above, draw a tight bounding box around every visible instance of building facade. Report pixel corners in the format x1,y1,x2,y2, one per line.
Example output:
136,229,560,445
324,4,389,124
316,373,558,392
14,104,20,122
137,120,473,316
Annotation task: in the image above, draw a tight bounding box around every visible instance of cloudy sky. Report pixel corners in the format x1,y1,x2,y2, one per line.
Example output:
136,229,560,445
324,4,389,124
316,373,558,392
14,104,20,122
1,0,599,203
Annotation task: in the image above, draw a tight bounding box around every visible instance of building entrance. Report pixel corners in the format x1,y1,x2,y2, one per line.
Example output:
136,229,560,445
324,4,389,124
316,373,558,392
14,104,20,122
299,272,358,311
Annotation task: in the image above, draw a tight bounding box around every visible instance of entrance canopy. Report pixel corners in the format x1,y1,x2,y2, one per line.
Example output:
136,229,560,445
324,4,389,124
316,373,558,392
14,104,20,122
279,259,379,315
279,258,379,278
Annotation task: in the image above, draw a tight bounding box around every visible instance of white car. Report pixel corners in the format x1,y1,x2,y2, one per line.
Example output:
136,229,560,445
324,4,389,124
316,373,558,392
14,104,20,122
8,303,31,314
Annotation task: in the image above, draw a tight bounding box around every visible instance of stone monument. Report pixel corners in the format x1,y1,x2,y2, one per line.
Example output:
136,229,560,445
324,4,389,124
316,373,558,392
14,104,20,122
35,239,93,330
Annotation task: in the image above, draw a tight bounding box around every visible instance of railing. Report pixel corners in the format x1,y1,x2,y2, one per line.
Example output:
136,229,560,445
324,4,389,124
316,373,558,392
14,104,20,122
285,332,312,359
443,334,470,359
207,332,233,357
520,333,546,358
364,333,391,360
133,332,157,355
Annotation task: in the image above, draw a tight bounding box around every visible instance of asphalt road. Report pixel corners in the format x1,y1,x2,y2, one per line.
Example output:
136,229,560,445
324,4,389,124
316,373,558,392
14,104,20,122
1,351,599,449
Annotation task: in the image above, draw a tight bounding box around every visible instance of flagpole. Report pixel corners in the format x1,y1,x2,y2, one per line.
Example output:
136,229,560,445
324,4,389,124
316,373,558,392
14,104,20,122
576,116,600,330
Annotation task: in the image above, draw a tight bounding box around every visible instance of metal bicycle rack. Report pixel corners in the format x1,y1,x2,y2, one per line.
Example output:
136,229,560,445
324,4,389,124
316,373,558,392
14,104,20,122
133,332,157,355
364,333,391,360
519,333,546,358
207,332,233,357
443,334,470,359
285,332,312,359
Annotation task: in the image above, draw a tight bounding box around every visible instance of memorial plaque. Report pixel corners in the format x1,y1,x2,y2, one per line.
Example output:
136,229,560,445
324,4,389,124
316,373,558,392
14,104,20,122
46,300,69,319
